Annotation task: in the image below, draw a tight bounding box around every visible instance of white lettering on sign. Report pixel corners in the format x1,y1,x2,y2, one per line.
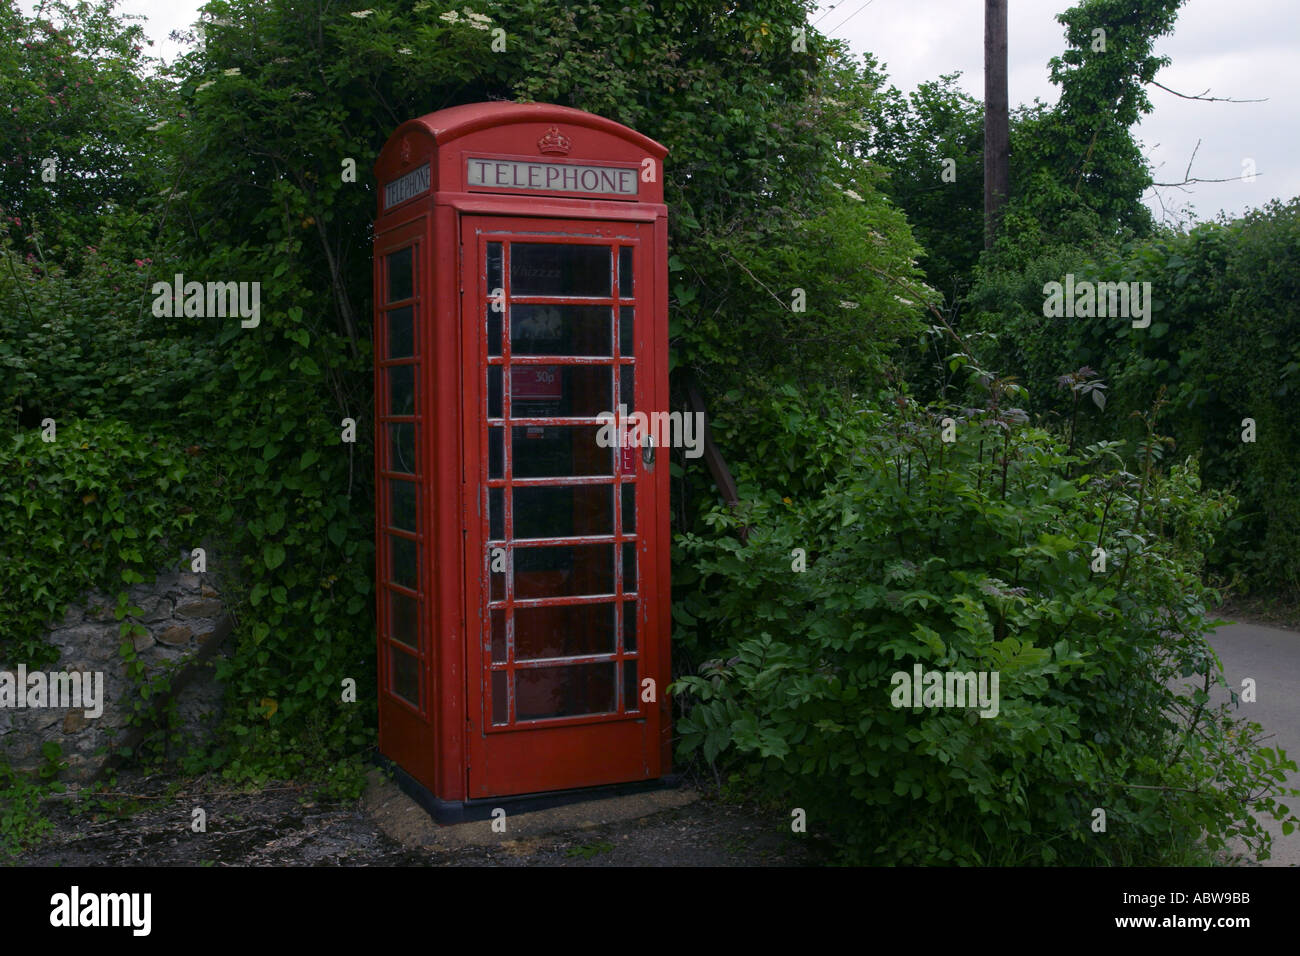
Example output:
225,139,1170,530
467,158,638,197
384,163,430,208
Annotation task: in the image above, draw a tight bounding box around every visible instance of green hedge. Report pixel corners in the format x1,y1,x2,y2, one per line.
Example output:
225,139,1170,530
972,199,1300,592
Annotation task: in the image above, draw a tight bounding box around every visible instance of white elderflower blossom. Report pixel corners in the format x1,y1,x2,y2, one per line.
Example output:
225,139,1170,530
351,9,375,18
146,120,168,131
398,48,413,55
196,79,215,92
223,67,241,76
440,10,460,20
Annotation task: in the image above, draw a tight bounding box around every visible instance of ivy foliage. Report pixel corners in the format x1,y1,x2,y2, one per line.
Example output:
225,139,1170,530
0,417,214,667
1009,0,1185,238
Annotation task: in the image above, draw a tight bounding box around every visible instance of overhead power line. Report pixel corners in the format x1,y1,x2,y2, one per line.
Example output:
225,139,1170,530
826,0,876,36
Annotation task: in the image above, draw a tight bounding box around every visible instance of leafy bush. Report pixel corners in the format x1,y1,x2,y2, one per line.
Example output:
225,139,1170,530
0,235,219,433
672,389,1297,864
0,0,171,263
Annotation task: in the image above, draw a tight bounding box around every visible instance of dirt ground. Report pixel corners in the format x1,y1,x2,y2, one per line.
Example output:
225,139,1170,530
12,770,822,867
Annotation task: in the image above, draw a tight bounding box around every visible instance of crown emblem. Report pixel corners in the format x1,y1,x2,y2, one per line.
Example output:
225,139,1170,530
399,135,412,163
537,127,572,155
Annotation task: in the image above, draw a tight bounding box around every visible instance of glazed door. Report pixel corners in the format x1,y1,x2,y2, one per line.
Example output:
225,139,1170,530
461,215,663,798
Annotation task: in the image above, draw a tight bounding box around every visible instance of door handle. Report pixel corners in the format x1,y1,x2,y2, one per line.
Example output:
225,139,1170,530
642,443,655,470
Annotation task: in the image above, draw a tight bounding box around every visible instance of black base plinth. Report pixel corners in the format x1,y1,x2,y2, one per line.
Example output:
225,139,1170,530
372,753,683,824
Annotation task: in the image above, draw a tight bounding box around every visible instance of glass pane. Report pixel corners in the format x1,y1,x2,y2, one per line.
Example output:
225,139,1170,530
390,534,417,590
624,601,637,651
490,550,505,600
387,305,414,358
514,544,614,598
488,303,503,356
391,648,419,706
492,669,508,725
488,365,503,418
568,365,614,418
515,603,615,660
511,365,611,419
389,364,415,417
389,479,417,532
623,660,638,712
511,243,611,297
512,425,612,477
390,590,419,649
489,426,503,479
514,485,613,540
620,364,634,411
487,242,502,298
618,247,633,298
511,305,612,356
388,247,413,304
388,423,416,474
509,365,562,409
622,484,635,534
491,609,506,663
623,541,637,593
489,487,504,540
515,663,616,720
619,306,634,356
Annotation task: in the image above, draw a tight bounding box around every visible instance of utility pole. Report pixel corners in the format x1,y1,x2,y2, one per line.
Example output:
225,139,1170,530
984,0,1010,249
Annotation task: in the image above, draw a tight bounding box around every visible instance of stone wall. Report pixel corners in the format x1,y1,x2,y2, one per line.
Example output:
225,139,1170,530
0,559,229,784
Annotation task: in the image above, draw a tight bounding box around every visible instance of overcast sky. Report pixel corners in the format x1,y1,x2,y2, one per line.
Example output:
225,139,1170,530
817,0,1299,225
31,0,1299,226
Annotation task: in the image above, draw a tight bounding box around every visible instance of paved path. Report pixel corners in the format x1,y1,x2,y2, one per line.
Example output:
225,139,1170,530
1202,621,1300,866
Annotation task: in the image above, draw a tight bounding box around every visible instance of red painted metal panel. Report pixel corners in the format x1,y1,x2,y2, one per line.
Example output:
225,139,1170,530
374,214,436,787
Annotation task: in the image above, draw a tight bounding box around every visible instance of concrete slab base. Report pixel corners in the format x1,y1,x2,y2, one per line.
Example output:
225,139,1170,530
363,767,700,849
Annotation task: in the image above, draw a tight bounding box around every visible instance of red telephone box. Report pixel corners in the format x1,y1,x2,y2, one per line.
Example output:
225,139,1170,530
372,102,671,815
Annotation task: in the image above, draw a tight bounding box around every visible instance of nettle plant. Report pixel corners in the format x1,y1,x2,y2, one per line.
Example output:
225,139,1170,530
671,387,1296,865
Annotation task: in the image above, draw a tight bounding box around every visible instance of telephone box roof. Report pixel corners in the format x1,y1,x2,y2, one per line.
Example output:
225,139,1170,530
390,101,667,158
